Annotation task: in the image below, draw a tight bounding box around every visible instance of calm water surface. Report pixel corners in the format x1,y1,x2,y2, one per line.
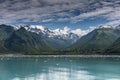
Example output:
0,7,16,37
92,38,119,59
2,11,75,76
0,57,120,80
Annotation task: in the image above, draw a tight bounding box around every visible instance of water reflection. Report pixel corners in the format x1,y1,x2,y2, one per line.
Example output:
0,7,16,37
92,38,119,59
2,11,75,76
12,68,95,80
0,57,120,80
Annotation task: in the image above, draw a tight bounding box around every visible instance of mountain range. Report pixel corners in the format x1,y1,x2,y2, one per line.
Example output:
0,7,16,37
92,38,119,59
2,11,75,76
0,24,120,55
69,26,120,53
14,25,84,49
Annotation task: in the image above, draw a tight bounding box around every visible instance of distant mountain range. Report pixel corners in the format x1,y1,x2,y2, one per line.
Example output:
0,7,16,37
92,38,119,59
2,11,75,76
15,25,80,40
0,24,120,55
15,25,81,49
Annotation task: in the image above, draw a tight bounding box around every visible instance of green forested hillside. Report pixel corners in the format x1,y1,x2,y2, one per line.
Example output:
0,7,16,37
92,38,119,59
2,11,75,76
0,24,120,55
70,28,120,53
44,37,73,50
4,27,54,54
0,24,14,52
0,25,54,54
106,37,120,54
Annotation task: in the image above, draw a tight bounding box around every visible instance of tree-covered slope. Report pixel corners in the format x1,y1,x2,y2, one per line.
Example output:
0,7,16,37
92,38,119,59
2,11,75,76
70,28,120,52
44,36,74,50
0,24,14,52
1,24,120,55
4,27,54,54
106,37,120,54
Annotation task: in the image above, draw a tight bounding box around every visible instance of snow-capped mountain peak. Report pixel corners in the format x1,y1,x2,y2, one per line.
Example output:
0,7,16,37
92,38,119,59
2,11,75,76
14,25,95,43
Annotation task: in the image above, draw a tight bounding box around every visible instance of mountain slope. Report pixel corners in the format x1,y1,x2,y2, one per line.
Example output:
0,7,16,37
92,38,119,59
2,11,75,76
0,24,14,52
70,28,120,52
44,36,73,49
4,27,54,54
19,25,80,49
106,37,120,54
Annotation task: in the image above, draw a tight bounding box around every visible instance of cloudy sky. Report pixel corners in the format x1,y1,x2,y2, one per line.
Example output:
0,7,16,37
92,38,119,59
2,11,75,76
0,0,120,29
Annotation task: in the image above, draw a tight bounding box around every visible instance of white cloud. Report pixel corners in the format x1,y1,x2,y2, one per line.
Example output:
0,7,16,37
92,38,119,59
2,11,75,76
0,0,120,24
52,26,70,35
73,7,113,19
64,26,70,32
52,26,96,37
71,6,120,23
104,7,120,21
71,27,96,36
42,19,54,22
104,20,120,27
30,25,46,31
71,29,89,36
84,7,112,17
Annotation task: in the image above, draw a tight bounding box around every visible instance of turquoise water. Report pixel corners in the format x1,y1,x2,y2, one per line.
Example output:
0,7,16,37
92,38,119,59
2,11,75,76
0,57,120,80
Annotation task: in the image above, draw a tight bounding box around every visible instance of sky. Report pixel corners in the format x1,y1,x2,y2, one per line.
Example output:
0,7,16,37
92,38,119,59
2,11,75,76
0,0,120,30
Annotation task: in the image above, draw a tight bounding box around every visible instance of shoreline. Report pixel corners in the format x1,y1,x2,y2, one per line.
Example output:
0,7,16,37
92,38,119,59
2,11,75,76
0,54,120,58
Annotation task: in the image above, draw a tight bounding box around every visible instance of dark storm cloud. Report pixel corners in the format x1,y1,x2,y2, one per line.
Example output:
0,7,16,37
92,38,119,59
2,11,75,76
0,0,120,25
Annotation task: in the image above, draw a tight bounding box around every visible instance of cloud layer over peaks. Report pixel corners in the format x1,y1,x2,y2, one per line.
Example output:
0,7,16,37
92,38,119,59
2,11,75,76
51,26,96,37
